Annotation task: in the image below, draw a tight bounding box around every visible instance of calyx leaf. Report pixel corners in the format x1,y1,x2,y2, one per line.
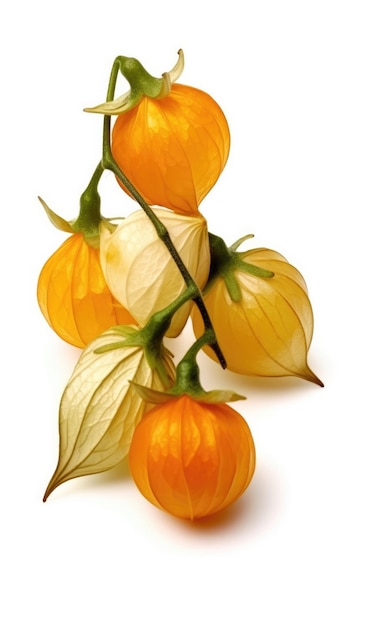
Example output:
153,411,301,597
38,196,74,233
131,381,246,405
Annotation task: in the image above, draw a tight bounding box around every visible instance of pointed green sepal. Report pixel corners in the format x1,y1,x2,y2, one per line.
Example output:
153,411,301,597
130,381,246,405
84,50,184,115
229,233,255,252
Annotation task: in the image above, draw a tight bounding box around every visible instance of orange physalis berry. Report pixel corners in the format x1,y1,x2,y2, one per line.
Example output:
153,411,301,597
111,84,230,216
37,233,136,348
129,394,256,520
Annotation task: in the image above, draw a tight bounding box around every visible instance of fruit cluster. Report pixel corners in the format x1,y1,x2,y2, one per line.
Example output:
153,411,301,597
39,50,323,520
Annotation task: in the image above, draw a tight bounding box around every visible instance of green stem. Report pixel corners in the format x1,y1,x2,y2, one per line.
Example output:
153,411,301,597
107,150,225,368
171,329,215,396
143,285,197,389
180,328,216,365
137,284,197,364
98,60,227,370
94,285,199,390
79,161,104,225
71,161,104,247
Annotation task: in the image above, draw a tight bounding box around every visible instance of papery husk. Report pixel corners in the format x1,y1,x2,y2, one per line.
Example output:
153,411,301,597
37,233,136,348
100,208,210,337
191,247,322,385
43,326,175,500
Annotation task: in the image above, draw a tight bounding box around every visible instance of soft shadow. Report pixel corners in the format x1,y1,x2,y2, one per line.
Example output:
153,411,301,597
91,458,132,487
174,465,277,535
43,459,133,501
196,353,324,400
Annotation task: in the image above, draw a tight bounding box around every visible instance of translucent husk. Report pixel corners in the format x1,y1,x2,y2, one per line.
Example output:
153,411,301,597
43,326,175,500
100,208,211,337
192,235,323,386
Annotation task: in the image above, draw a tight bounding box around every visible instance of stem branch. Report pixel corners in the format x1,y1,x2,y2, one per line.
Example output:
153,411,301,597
98,59,226,369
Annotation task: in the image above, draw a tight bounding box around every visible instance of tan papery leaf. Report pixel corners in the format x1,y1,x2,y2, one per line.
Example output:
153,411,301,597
43,327,175,500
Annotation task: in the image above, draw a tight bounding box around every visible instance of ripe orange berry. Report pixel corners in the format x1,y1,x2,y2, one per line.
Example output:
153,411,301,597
37,233,136,348
111,84,230,216
129,394,256,520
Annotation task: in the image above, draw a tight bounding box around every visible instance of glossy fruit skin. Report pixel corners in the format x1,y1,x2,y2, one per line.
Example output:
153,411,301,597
37,233,136,348
129,395,256,520
111,84,230,216
191,248,319,384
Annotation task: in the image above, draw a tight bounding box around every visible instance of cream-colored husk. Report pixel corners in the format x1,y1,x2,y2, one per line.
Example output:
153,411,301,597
100,208,210,337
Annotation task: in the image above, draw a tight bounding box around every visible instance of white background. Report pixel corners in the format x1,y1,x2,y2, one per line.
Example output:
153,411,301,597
1,1,372,624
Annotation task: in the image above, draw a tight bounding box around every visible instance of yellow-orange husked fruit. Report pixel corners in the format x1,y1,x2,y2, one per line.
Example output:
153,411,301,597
37,233,136,348
129,394,256,520
111,84,230,216
191,247,322,385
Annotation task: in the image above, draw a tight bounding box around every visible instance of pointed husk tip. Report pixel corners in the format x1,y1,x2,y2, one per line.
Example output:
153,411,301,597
300,365,324,388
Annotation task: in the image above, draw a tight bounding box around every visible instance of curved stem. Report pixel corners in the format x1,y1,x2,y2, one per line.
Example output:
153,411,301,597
171,329,216,396
181,327,216,363
99,60,226,369
107,148,226,369
77,161,104,227
71,161,105,247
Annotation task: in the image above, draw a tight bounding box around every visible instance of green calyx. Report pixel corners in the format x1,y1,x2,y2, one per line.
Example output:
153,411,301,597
92,263,227,395
131,329,245,405
39,162,108,249
206,232,275,303
38,195,101,249
91,285,199,389
84,49,185,116
93,323,174,390
131,379,245,406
